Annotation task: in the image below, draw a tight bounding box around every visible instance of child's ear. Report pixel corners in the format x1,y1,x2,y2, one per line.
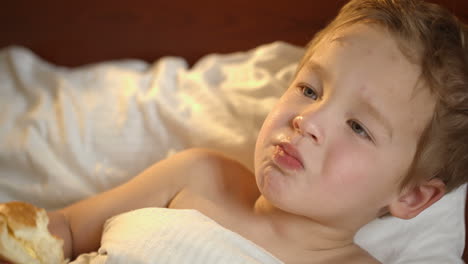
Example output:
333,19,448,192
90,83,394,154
388,178,446,219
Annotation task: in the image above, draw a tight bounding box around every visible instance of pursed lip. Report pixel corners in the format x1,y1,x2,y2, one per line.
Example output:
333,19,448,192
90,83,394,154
276,142,304,168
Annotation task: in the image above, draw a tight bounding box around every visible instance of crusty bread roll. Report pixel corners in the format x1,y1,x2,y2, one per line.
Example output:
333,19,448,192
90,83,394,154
0,201,66,264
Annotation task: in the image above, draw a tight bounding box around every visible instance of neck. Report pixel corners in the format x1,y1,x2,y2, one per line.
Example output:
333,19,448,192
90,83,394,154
252,195,357,252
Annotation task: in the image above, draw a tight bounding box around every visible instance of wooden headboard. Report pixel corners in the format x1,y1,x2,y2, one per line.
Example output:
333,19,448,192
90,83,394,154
1,0,347,67
1,1,466,66
1,0,467,261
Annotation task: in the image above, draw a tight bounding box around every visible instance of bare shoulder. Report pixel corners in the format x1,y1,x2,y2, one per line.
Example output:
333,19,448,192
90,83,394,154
60,148,248,257
176,148,247,186
170,148,259,206
106,147,249,208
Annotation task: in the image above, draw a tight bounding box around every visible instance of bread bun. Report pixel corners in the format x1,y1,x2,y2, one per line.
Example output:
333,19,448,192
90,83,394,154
0,201,65,264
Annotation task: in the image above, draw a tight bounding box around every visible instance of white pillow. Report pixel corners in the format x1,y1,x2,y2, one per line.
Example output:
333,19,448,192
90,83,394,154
0,43,464,263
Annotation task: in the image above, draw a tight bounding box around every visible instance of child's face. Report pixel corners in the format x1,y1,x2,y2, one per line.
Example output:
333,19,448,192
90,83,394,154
254,24,435,228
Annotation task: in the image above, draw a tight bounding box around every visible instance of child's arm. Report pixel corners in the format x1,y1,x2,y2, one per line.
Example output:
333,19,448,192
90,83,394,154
46,148,220,259
47,210,74,259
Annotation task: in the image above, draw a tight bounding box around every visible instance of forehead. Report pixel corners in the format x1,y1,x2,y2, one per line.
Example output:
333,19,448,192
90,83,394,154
311,24,414,85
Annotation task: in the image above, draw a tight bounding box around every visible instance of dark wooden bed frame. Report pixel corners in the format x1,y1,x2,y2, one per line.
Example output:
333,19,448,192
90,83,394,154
1,0,467,261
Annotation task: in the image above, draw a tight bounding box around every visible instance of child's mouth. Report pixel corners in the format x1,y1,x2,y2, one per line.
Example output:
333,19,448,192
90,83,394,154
272,144,304,171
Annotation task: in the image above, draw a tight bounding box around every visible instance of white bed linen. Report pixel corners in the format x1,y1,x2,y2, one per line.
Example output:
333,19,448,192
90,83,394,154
0,43,464,263
71,208,283,264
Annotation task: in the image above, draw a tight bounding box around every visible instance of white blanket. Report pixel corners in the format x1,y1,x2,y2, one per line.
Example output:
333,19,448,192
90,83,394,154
70,208,283,264
0,43,465,263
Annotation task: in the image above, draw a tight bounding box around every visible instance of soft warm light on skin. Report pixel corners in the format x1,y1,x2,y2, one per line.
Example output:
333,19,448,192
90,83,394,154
254,23,436,232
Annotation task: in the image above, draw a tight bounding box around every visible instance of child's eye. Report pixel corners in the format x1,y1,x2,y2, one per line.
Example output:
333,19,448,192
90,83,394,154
300,85,319,100
347,120,372,141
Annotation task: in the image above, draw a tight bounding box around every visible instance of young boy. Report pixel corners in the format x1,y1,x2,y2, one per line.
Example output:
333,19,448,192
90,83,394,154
3,0,468,263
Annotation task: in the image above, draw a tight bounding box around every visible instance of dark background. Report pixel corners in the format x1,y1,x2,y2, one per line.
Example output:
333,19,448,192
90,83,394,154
0,0,466,67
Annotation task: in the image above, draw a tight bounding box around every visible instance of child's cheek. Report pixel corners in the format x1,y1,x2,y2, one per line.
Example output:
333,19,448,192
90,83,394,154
321,136,377,189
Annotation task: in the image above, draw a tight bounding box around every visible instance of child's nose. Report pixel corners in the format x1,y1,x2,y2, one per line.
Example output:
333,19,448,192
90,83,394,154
292,115,323,144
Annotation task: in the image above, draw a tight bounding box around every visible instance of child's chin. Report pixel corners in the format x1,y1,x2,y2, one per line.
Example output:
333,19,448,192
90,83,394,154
259,165,290,199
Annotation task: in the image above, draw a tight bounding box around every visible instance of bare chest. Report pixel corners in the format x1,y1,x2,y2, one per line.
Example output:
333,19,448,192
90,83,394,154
167,185,254,235
166,188,379,264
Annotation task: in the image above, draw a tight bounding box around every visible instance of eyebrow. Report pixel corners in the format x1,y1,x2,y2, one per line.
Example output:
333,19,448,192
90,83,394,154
305,60,329,82
359,97,393,140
